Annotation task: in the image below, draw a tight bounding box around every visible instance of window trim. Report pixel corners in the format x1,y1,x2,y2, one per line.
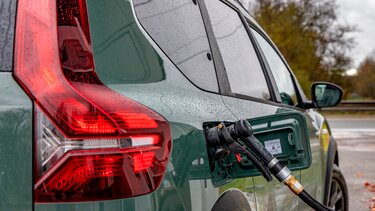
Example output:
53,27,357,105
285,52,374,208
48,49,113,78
246,22,306,110
239,13,278,102
197,0,232,95
199,0,307,111
201,0,276,103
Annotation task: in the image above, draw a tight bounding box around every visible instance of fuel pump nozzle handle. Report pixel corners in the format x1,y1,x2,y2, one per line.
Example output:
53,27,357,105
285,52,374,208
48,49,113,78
208,122,273,182
205,120,333,211
227,120,293,183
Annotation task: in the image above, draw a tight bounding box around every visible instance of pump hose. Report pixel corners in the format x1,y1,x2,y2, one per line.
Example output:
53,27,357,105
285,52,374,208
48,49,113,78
209,120,335,211
282,174,333,211
298,190,333,211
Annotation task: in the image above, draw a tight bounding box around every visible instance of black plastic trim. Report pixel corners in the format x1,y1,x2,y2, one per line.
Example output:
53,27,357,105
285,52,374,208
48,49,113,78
198,0,232,95
220,0,240,10
200,0,307,113
232,92,283,107
240,15,279,102
221,89,306,112
246,22,306,109
0,69,13,73
323,136,338,205
234,0,251,16
203,0,275,101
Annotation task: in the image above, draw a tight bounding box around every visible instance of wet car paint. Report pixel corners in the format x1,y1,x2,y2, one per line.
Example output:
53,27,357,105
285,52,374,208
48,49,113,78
0,73,33,210
0,0,331,210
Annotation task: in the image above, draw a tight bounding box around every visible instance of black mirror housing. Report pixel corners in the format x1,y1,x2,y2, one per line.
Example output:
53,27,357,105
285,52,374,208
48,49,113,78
311,82,343,108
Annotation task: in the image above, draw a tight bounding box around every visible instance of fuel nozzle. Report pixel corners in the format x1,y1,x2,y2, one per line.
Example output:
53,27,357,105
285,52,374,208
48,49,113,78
206,120,300,185
205,120,333,211
205,120,252,146
205,120,274,182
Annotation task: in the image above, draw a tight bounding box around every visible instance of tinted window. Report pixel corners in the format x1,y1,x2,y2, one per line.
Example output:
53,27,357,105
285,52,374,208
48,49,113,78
205,0,270,100
252,29,298,106
0,0,17,71
133,0,219,92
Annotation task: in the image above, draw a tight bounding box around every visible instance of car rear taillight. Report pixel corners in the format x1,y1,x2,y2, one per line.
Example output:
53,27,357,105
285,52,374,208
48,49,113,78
14,0,171,202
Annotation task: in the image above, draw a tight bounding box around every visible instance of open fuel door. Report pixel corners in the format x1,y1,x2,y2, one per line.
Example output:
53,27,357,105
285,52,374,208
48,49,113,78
203,111,311,187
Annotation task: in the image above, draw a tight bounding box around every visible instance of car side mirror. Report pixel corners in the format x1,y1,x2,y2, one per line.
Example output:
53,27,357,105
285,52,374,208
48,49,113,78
311,82,343,108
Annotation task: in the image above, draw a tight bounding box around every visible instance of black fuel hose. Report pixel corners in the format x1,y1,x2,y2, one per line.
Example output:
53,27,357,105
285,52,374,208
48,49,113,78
298,190,333,211
227,120,335,211
206,120,335,211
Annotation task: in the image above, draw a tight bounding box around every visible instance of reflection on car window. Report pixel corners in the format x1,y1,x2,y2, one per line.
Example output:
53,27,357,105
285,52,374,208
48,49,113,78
251,29,298,106
0,0,17,71
315,84,340,107
133,0,219,92
206,0,270,100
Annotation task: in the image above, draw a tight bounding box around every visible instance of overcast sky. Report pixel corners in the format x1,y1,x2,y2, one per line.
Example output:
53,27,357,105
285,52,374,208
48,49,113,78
240,0,375,74
336,0,375,73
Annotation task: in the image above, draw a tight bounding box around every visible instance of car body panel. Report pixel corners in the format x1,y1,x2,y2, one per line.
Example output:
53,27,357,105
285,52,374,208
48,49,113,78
298,109,325,210
221,96,301,210
36,1,236,210
35,58,236,211
0,73,33,210
1,0,337,210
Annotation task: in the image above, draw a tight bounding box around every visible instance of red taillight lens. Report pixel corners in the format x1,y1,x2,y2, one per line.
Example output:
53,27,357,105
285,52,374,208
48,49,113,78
14,0,171,202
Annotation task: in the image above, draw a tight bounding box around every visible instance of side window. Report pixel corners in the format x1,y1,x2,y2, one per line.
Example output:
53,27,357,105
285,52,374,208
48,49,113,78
251,29,298,106
205,0,270,100
0,0,17,71
133,0,219,92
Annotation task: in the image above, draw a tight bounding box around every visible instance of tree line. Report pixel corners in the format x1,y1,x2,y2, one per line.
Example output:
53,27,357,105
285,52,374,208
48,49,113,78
354,53,375,99
245,0,370,99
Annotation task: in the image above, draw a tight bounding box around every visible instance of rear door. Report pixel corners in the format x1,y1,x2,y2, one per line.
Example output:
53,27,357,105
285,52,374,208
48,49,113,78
248,21,324,210
201,0,324,210
202,0,301,210
81,0,237,210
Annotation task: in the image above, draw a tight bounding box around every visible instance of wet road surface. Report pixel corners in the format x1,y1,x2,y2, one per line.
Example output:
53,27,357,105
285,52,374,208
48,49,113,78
328,117,375,211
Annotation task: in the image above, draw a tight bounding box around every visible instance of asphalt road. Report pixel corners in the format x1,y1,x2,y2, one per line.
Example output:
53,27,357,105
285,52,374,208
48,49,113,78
329,118,375,133
327,117,375,211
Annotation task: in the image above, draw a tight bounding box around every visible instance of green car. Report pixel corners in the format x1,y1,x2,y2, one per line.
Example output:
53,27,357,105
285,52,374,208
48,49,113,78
0,0,348,210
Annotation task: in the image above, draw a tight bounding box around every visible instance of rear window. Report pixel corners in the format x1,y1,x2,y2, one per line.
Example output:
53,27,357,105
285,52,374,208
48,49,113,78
133,0,219,93
0,0,17,71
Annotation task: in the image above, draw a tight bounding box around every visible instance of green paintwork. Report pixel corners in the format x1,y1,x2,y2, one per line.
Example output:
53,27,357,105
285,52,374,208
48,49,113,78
85,0,165,85
220,96,326,211
221,97,304,211
0,73,33,211
0,0,329,210
298,110,327,210
37,0,234,210
249,112,311,171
